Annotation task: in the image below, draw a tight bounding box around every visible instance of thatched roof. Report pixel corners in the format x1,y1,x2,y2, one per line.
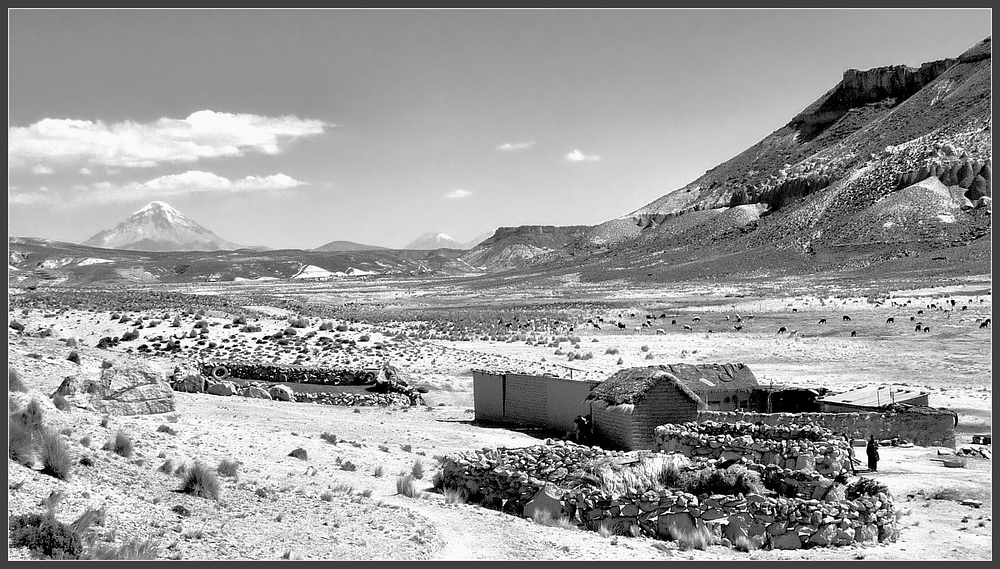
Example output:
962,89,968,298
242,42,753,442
585,367,704,407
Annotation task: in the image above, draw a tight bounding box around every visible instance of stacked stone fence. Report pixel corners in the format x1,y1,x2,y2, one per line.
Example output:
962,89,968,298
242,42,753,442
439,439,897,550
199,360,375,386
697,408,957,448
654,422,852,478
172,362,421,407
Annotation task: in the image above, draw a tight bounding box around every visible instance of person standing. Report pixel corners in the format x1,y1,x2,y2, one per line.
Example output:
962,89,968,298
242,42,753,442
866,435,880,472
845,435,857,475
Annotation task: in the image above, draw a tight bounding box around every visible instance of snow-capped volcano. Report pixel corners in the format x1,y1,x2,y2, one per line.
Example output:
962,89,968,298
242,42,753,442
403,232,463,250
81,201,243,252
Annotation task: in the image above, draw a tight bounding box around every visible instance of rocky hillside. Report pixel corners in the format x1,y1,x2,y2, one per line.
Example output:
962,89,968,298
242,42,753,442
477,37,991,281
82,201,243,252
461,225,592,270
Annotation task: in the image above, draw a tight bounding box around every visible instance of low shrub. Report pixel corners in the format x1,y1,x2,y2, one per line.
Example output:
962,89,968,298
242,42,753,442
38,428,73,480
411,459,425,479
9,415,36,467
179,461,221,500
373,465,385,478
532,510,577,530
21,399,46,431
320,432,338,445
444,487,466,504
110,431,134,458
8,512,83,559
83,537,158,560
671,525,716,551
396,475,423,499
9,366,28,392
157,425,176,435
341,460,358,472
217,458,240,478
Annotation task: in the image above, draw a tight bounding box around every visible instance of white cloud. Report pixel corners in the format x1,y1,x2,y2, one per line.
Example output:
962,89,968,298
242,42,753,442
496,141,535,151
444,189,473,199
8,110,330,169
566,149,600,162
8,187,59,207
32,165,54,175
79,170,307,203
79,167,92,175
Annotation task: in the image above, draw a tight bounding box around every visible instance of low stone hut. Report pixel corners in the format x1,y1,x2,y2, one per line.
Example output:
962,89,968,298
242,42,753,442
585,364,759,451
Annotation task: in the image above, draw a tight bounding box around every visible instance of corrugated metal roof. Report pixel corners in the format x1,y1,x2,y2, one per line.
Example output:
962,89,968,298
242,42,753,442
817,385,928,408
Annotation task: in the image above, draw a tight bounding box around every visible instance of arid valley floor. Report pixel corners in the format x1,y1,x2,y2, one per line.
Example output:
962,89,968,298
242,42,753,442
7,274,993,561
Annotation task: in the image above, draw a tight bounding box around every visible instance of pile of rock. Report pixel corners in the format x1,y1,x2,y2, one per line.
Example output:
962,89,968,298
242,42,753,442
655,422,851,477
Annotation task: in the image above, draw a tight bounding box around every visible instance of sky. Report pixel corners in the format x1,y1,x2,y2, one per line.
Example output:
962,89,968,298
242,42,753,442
7,9,992,250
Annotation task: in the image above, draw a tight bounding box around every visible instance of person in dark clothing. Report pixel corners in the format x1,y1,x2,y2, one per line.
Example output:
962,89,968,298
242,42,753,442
866,435,880,472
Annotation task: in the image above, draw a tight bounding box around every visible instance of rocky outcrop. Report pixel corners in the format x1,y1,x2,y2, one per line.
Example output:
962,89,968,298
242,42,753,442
54,360,175,415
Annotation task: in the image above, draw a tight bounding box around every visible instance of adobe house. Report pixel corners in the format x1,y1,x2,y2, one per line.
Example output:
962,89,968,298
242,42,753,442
585,364,759,451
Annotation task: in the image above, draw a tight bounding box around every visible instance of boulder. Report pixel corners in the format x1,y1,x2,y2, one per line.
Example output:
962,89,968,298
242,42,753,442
53,360,174,416
523,484,565,521
206,380,236,396
966,175,990,200
854,523,878,544
808,523,838,546
241,385,272,399
771,531,802,550
269,384,295,402
171,362,206,393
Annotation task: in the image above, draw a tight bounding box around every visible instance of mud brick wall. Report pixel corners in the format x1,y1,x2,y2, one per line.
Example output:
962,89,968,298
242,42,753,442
654,422,852,478
503,374,548,428
697,410,956,448
439,440,897,550
201,361,373,386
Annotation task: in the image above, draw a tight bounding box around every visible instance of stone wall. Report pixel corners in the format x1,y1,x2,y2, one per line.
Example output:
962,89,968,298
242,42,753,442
200,361,374,386
697,408,957,448
438,440,897,550
654,421,853,478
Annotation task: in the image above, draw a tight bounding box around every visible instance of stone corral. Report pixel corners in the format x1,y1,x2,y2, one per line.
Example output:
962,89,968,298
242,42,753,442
697,409,957,448
199,361,375,386
654,421,853,478
170,361,423,408
439,439,897,550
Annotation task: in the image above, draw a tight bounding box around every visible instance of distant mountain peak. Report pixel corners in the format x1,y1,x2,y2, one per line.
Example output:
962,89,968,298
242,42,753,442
404,232,462,250
82,201,242,252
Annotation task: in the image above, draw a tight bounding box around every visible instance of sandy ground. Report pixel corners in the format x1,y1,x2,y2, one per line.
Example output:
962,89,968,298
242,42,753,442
6,281,992,560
